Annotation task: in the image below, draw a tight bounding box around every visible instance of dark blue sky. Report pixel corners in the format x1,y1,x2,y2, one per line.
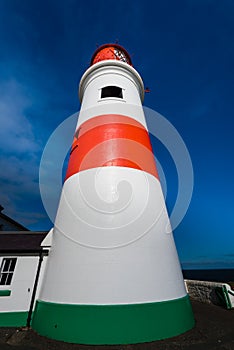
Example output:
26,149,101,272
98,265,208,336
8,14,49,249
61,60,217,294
0,0,233,268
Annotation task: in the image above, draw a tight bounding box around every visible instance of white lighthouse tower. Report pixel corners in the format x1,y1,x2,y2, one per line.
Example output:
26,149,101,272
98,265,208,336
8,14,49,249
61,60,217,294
32,44,194,344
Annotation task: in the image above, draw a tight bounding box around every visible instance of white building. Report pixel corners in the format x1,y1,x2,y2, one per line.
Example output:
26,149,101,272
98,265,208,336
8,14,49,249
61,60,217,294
0,231,50,327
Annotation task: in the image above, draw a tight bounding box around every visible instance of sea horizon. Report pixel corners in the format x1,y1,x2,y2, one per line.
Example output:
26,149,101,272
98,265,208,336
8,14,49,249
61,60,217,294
182,262,234,270
182,267,234,283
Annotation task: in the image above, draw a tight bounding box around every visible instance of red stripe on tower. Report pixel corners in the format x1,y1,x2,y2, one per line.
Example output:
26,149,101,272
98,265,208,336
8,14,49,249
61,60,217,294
65,114,159,181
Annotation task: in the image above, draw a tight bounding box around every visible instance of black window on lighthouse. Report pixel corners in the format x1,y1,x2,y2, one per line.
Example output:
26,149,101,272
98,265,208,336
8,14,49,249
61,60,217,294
101,86,123,99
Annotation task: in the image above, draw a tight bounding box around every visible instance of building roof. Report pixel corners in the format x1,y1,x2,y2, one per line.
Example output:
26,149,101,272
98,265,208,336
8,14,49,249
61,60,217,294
0,231,48,254
0,205,29,231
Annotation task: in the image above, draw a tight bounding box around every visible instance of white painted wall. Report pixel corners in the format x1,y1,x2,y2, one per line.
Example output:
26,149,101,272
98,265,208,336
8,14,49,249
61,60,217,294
0,254,49,313
34,255,48,304
77,60,147,129
39,167,187,305
0,256,38,312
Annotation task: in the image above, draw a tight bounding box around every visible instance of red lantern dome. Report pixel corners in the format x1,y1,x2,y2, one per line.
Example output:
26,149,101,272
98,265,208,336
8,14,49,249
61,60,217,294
90,43,132,66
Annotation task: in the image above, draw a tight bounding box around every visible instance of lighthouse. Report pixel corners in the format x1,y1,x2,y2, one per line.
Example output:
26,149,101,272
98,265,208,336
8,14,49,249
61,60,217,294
32,44,194,344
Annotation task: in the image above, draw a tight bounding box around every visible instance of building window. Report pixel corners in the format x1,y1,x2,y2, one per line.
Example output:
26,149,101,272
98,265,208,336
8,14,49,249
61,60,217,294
0,258,17,285
101,86,123,99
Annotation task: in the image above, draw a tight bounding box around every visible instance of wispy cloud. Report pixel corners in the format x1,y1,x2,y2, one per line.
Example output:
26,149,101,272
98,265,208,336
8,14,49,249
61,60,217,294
0,79,47,228
0,79,40,154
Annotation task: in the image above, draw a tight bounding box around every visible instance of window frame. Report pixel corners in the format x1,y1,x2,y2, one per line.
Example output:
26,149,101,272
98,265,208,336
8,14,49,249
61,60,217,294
100,86,123,99
0,257,17,286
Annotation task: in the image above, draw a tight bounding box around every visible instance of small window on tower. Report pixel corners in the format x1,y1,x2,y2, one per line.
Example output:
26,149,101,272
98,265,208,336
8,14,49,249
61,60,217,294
101,86,123,99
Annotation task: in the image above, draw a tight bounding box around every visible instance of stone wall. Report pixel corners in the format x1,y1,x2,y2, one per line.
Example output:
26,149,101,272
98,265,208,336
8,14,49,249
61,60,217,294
185,280,234,309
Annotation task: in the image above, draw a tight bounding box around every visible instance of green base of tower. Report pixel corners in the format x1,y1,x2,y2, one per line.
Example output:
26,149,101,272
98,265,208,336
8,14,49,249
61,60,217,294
32,295,194,344
0,311,28,327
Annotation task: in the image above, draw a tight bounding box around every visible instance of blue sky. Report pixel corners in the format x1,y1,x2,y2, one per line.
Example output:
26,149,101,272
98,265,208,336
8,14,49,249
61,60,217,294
0,0,233,268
